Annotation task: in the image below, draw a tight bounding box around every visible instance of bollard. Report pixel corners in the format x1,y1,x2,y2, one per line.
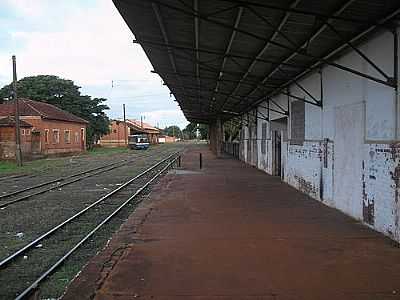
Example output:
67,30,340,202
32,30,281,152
199,153,202,169
178,155,181,168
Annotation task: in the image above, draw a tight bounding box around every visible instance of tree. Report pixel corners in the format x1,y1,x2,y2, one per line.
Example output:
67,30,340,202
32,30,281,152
182,123,209,140
182,123,197,139
0,75,110,147
198,123,209,139
223,120,240,141
162,125,182,138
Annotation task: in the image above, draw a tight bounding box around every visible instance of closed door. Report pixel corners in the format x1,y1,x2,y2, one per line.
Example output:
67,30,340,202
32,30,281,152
334,102,363,218
273,130,281,176
31,132,41,153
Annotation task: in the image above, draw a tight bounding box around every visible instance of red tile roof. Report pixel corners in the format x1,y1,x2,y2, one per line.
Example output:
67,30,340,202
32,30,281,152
0,116,32,127
125,119,160,133
0,99,88,124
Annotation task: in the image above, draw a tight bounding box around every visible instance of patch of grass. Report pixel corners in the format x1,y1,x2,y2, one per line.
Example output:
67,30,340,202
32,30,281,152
0,147,131,176
0,161,18,173
0,144,168,176
0,159,65,176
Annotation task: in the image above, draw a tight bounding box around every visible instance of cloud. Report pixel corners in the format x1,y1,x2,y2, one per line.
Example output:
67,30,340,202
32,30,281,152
4,0,50,18
141,109,189,130
0,0,189,128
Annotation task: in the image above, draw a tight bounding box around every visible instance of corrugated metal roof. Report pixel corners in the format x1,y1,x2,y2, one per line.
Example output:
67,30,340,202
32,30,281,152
113,0,400,123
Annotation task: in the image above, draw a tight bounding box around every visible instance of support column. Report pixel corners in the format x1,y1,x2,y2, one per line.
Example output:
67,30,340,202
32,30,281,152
216,118,222,158
209,118,223,157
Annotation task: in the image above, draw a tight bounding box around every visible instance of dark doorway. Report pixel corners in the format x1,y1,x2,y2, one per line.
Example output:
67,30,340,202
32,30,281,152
80,128,85,150
273,130,282,177
31,132,41,154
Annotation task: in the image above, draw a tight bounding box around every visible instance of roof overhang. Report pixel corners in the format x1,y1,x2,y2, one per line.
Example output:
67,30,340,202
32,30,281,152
113,0,400,123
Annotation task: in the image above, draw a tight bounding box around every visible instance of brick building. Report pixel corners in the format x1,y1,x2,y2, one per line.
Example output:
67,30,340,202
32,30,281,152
99,119,160,147
0,99,88,159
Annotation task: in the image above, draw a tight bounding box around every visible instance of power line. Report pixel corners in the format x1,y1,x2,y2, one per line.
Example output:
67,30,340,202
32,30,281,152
111,94,166,99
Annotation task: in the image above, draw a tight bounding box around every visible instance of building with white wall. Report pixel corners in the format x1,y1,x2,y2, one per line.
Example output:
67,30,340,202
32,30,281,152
112,0,400,243
237,30,400,242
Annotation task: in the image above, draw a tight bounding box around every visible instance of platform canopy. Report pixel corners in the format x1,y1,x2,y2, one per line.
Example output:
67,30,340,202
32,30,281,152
113,0,400,123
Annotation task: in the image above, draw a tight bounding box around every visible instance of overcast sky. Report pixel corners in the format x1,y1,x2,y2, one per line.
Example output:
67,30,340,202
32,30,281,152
0,0,188,129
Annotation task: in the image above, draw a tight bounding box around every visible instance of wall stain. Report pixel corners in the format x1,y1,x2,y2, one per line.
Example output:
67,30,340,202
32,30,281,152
294,175,317,197
362,159,374,225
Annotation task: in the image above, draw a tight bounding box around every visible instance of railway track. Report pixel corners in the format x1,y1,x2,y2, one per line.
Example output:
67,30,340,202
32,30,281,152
0,152,180,299
0,147,171,186
0,148,175,208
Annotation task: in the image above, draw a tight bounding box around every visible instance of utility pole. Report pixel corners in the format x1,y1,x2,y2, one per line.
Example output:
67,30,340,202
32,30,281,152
12,55,22,166
141,116,143,128
123,104,127,146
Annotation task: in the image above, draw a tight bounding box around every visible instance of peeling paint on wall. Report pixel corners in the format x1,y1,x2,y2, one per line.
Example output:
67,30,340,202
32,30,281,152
233,30,400,243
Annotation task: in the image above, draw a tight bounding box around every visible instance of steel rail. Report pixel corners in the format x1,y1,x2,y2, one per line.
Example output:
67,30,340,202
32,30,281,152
0,159,128,200
15,154,179,300
0,149,174,208
0,149,162,199
0,152,179,269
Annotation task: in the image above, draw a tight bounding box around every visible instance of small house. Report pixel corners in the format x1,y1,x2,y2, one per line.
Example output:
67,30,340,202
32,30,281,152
0,99,88,159
99,119,160,147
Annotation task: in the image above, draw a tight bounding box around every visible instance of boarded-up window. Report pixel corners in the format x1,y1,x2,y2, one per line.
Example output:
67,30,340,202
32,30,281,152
261,123,267,154
74,132,79,143
291,100,305,144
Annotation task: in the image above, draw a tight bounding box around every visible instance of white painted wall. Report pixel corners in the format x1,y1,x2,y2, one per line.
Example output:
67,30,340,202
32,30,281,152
236,28,400,242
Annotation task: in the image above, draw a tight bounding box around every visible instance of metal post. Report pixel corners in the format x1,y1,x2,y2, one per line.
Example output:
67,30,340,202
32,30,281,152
394,27,399,139
12,55,22,167
178,155,181,168
199,152,202,169
123,104,127,146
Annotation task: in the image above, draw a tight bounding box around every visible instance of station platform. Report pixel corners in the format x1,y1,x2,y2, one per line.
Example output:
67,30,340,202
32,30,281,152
64,145,400,300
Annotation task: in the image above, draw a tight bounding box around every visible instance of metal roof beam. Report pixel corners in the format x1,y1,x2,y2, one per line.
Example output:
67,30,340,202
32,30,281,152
245,5,400,112
217,0,385,26
281,91,322,107
236,0,396,111
257,103,288,116
194,0,201,105
159,47,276,82
211,6,244,111
153,70,271,86
152,3,190,103
276,67,322,105
323,20,391,81
222,109,269,122
134,39,307,69
245,5,298,49
269,98,288,114
174,85,261,101
218,0,302,111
